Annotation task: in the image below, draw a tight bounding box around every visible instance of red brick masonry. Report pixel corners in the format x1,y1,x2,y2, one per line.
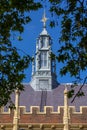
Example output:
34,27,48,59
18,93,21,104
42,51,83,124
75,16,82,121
0,106,87,124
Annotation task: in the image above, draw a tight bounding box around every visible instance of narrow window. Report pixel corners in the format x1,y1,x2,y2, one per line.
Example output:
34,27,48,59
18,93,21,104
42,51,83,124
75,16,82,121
41,37,46,48
40,51,47,68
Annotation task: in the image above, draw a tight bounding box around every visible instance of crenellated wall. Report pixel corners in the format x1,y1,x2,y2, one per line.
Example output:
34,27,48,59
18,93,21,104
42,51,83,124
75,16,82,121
0,87,87,130
0,106,87,130
69,106,87,124
19,106,64,124
0,107,13,124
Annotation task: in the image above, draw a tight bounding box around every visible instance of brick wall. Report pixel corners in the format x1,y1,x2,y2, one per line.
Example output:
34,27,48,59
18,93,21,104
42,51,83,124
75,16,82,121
0,107,13,123
70,106,87,124
0,106,87,130
19,106,64,124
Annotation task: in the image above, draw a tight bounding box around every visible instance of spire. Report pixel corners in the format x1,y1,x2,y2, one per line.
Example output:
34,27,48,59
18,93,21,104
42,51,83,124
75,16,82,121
40,10,48,35
41,9,48,28
30,9,58,91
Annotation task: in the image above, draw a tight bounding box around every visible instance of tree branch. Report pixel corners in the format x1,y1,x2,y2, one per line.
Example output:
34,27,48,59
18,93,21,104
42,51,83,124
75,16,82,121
71,76,87,103
78,0,83,7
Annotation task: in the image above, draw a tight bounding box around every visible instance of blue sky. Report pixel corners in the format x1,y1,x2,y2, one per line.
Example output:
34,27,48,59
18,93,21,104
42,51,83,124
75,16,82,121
12,8,77,84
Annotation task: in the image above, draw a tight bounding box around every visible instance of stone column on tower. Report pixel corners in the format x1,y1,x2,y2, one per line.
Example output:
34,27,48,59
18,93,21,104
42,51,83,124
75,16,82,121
13,89,20,130
63,85,70,130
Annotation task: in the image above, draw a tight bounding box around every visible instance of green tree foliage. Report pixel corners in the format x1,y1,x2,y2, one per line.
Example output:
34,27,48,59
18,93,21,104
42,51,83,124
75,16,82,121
49,0,87,79
0,0,42,106
49,0,87,99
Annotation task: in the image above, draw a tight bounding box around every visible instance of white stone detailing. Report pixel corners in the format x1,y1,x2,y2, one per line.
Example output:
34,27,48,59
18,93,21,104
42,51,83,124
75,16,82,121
30,12,58,91
40,28,48,35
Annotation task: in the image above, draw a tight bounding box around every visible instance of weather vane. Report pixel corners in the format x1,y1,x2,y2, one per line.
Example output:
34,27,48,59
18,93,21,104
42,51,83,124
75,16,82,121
41,9,48,28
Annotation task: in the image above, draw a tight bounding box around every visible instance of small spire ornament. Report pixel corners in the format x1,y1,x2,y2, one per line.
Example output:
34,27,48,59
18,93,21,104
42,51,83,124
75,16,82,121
41,9,48,28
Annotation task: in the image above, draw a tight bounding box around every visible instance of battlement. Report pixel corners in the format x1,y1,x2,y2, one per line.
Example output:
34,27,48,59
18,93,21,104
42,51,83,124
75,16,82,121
18,106,64,124
69,106,87,114
19,106,64,114
0,86,87,130
1,106,87,114
68,106,87,124
0,106,87,124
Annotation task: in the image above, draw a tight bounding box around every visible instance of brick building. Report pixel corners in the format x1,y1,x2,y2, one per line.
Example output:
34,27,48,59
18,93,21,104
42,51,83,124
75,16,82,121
0,12,87,130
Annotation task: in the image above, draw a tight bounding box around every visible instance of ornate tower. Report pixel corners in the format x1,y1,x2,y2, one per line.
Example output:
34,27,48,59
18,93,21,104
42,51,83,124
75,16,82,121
30,11,58,91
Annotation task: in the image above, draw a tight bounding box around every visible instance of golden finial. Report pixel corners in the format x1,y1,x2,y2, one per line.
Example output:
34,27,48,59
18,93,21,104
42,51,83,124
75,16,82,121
41,9,48,28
